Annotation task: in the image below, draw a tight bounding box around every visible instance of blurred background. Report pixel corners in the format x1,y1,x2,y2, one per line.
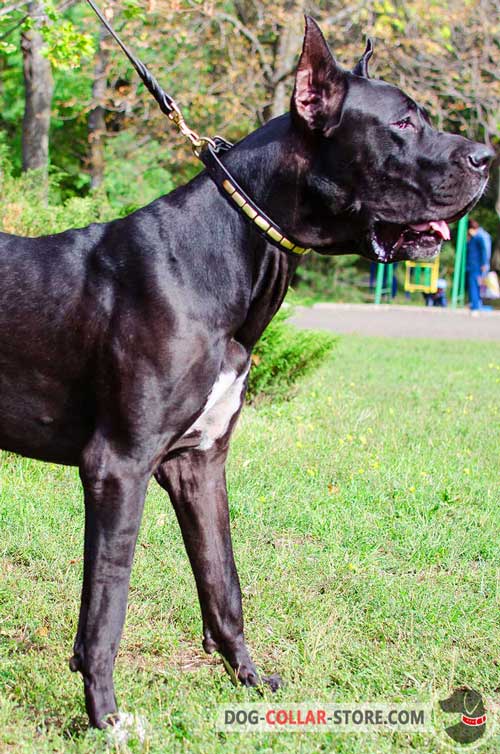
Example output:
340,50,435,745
0,0,498,303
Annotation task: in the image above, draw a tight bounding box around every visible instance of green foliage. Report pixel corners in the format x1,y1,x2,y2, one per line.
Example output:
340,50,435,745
0,35,16,56
0,160,114,236
294,253,369,302
246,308,337,403
471,206,499,245
122,0,148,22
40,20,95,70
0,4,94,69
102,132,177,214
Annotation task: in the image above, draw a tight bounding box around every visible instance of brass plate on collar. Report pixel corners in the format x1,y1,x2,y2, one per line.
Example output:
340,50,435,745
267,226,283,243
242,203,258,220
254,215,271,232
232,191,246,208
222,179,236,195
221,177,310,256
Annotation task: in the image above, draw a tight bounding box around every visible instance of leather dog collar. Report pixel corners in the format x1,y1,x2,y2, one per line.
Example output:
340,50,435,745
200,141,312,257
462,713,487,727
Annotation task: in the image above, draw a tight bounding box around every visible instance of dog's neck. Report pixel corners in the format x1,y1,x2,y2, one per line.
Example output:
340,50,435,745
220,113,356,254
208,120,311,348
157,114,355,350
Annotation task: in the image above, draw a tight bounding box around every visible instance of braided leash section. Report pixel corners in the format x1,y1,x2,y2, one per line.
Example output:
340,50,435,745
86,0,178,119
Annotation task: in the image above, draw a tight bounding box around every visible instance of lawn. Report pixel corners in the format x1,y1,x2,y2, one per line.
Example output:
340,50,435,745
0,335,499,753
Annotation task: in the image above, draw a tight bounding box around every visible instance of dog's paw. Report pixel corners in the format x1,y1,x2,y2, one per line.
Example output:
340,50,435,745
218,645,282,694
262,673,283,693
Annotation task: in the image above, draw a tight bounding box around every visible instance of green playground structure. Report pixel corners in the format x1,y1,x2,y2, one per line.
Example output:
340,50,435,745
374,214,469,307
450,214,469,308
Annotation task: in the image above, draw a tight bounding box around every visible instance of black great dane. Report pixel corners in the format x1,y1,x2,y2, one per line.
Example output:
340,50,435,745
0,17,493,728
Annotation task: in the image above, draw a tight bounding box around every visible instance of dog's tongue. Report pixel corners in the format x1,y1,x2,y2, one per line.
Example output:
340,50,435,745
409,220,451,241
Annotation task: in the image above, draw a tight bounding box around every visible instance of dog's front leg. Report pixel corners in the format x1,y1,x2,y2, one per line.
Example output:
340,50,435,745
155,447,281,691
70,435,150,728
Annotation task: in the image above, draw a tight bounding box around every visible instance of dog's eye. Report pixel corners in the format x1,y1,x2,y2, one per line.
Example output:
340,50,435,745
393,117,415,130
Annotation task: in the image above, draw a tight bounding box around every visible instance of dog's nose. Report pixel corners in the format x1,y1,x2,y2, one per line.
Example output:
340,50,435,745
467,145,495,171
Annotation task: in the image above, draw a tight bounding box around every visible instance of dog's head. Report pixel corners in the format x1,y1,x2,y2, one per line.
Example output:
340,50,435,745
288,17,493,262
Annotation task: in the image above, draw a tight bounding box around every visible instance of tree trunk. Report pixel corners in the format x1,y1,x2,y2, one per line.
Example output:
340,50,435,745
88,27,109,190
21,1,53,197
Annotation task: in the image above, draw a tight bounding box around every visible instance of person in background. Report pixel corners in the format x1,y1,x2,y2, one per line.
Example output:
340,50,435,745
423,278,447,307
466,219,491,311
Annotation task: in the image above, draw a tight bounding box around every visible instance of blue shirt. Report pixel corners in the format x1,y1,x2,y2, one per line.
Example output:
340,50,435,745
467,228,491,271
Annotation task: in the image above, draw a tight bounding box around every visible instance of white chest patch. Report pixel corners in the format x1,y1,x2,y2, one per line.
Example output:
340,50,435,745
186,367,249,451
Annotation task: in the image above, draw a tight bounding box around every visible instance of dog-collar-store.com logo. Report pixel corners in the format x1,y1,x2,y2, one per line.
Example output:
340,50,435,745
437,687,490,748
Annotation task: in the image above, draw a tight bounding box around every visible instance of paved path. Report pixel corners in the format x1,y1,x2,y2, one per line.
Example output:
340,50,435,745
290,303,500,341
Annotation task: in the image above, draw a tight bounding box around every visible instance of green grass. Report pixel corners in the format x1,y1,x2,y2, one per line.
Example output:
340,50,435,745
1,335,499,753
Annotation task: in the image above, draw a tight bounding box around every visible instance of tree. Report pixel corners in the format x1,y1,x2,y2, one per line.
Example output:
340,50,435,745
21,0,54,195
1,0,94,196
0,0,497,215
88,24,109,189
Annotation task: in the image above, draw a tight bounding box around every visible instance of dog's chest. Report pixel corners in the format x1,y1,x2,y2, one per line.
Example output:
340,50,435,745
183,366,249,451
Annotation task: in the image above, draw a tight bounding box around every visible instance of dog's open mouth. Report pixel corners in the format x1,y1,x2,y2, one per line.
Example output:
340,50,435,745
371,219,451,263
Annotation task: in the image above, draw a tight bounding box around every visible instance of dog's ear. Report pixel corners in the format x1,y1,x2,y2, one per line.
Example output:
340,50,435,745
291,16,347,134
352,38,373,78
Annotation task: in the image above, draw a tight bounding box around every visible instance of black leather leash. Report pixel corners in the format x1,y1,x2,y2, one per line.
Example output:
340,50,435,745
85,0,312,256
